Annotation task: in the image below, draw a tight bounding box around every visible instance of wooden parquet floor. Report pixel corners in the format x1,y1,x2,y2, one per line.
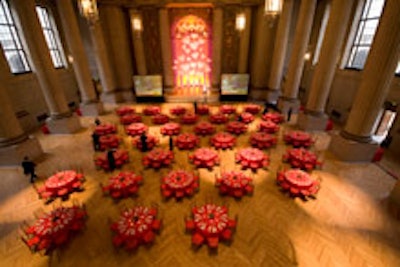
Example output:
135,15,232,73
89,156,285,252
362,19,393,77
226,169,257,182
1,102,400,267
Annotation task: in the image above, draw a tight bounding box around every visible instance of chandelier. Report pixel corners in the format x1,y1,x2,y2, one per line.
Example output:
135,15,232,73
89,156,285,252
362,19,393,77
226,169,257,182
265,0,283,15
78,0,99,24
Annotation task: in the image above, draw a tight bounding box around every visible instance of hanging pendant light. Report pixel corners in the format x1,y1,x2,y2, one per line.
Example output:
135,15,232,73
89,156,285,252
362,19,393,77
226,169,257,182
78,0,99,24
265,0,283,15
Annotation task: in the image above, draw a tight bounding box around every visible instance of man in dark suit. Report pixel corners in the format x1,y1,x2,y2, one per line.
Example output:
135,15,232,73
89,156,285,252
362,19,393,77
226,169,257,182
21,156,37,183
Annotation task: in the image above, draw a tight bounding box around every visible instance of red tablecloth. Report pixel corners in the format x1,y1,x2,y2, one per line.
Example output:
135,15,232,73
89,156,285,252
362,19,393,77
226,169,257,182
116,106,135,116
283,148,322,171
235,148,269,171
189,148,220,169
175,133,200,150
126,123,148,136
95,123,117,135
194,121,216,136
152,114,170,125
142,148,174,169
99,134,120,151
185,204,236,248
258,120,280,134
216,171,253,198
237,112,254,124
181,113,199,124
120,114,142,125
22,205,87,254
209,113,228,124
37,170,85,200
161,170,199,200
143,106,161,116
102,172,143,199
95,149,129,171
226,121,247,135
132,134,159,151
196,104,209,115
210,132,236,150
170,106,187,116
249,132,277,149
220,105,236,114
244,104,261,114
262,112,284,124
160,122,181,136
276,169,320,197
111,206,161,250
284,131,313,148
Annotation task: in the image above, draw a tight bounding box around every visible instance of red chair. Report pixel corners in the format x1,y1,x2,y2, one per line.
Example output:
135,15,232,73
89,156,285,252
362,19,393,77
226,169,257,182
192,232,204,246
151,219,162,231
112,235,124,247
185,219,195,231
207,237,219,248
125,238,139,250
143,231,155,244
221,229,232,241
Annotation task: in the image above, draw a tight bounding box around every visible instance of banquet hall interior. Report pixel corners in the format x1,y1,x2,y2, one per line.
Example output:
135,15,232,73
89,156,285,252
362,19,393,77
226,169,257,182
1,0,400,266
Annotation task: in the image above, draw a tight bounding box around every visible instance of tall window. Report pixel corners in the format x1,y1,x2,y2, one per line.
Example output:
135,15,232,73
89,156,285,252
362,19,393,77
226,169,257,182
36,6,65,68
0,0,31,73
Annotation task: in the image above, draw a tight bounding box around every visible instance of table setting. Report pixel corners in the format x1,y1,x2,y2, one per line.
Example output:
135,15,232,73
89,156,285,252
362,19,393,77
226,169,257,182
161,170,199,200
249,132,277,149
215,171,254,198
210,132,236,150
258,120,280,134
283,131,314,148
102,171,143,199
95,149,129,171
175,133,200,150
142,148,174,169
181,113,199,124
95,123,117,135
262,112,284,124
235,148,269,171
243,104,261,114
160,122,181,136
226,121,247,135
209,113,229,124
132,134,159,151
99,134,120,151
276,169,320,198
282,148,322,171
152,113,170,125
189,148,220,169
194,121,216,136
120,114,142,125
116,106,135,116
143,106,161,116
125,122,148,136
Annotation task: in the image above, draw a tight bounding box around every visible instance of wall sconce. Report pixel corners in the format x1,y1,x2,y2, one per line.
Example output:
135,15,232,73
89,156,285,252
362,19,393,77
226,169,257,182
265,0,283,16
131,15,143,32
235,13,246,31
304,52,311,61
78,0,99,24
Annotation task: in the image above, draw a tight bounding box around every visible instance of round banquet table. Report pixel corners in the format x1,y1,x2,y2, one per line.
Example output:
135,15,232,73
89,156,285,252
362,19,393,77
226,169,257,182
276,169,320,197
209,113,228,124
210,132,236,150
160,122,181,136
111,206,161,250
219,105,236,114
102,171,143,199
194,121,216,136
216,171,254,198
262,112,284,124
126,123,148,136
196,104,209,115
99,134,120,151
143,106,161,116
185,204,237,248
120,114,142,125
283,148,321,171
226,121,247,135
170,106,187,116
181,113,199,124
235,148,269,171
116,106,135,116
133,134,158,151
37,170,85,200
237,112,254,124
152,114,170,125
175,133,200,150
249,132,277,149
22,205,87,254
284,131,313,148
142,148,174,169
258,120,280,134
95,123,117,135
95,149,129,171
161,170,199,199
244,104,261,114
189,148,220,169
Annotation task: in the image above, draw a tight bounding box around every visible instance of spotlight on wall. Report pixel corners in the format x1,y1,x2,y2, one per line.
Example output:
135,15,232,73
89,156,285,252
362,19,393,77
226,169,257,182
78,0,99,24
235,13,246,31
265,0,283,16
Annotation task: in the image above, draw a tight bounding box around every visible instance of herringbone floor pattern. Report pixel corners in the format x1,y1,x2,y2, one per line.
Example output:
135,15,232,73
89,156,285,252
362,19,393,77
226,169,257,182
1,102,400,267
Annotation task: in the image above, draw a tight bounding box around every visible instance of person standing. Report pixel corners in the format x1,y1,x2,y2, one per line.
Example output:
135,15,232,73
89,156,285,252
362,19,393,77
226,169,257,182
21,156,37,183
95,117,101,126
287,107,293,122
140,132,148,152
169,136,174,151
193,101,198,114
92,131,100,151
107,149,116,171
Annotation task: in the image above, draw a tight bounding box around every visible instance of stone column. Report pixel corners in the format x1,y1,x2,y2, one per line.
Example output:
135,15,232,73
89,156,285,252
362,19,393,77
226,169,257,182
159,8,174,89
278,0,317,114
129,10,147,76
211,7,223,89
329,0,400,162
101,6,134,102
297,0,353,131
11,0,81,133
237,7,251,74
55,0,104,116
0,46,43,165
88,17,119,103
267,0,294,103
